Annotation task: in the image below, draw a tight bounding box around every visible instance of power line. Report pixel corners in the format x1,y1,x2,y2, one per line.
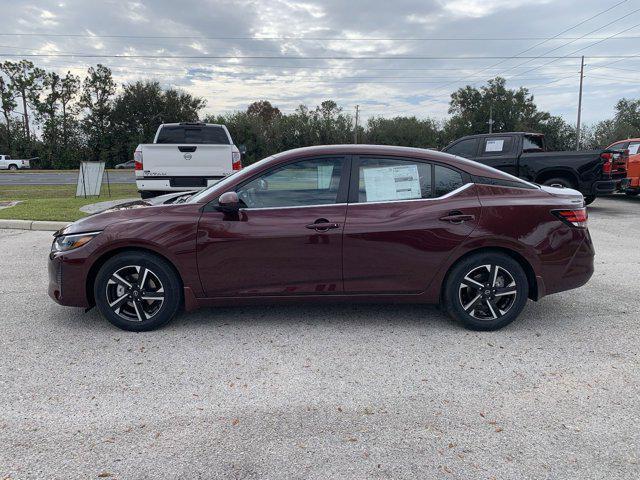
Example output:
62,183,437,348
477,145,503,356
1,32,640,41
1,53,638,60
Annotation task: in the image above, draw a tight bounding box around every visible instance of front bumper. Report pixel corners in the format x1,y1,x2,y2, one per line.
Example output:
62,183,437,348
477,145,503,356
48,251,91,308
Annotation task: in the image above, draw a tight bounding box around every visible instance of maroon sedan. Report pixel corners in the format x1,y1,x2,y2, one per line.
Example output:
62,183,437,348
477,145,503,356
48,145,594,331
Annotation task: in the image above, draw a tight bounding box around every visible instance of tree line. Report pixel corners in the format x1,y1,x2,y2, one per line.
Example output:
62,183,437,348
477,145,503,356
1,60,638,168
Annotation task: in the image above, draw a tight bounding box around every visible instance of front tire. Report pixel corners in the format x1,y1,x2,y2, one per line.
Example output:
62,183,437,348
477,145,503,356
94,251,182,331
443,252,529,331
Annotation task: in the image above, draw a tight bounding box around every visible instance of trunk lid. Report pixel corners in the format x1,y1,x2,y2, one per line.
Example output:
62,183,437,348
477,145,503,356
540,185,584,206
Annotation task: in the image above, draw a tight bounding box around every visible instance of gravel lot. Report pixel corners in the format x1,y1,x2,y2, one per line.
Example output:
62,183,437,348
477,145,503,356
1,195,638,479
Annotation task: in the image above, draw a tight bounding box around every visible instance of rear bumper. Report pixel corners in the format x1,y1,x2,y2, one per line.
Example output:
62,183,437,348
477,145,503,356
542,231,595,297
588,179,617,195
136,177,222,192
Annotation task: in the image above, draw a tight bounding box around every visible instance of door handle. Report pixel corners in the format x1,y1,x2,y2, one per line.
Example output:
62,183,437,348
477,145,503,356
178,146,197,153
305,219,340,232
439,211,475,223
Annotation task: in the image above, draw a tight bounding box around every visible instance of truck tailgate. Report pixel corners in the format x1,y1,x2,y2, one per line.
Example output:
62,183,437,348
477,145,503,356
140,144,233,177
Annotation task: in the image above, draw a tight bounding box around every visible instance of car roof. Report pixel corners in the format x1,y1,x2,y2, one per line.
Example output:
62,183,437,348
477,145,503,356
260,144,525,179
608,138,640,145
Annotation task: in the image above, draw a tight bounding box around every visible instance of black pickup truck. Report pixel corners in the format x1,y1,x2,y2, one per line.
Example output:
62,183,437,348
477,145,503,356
443,132,628,204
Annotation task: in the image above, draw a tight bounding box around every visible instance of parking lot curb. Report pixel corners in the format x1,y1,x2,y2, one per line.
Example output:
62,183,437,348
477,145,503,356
0,219,69,231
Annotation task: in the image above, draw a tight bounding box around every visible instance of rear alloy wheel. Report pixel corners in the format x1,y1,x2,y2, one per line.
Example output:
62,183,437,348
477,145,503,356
8,164,18,171
444,253,528,331
94,252,181,331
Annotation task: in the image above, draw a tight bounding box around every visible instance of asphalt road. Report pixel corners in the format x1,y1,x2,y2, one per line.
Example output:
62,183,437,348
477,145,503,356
0,170,135,185
1,195,639,479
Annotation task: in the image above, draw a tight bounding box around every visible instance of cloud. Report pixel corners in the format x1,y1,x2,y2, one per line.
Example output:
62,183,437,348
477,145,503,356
0,0,637,125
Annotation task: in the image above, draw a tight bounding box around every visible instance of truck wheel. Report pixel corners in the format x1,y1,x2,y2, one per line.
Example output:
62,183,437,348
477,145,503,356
542,177,575,189
584,195,596,205
8,164,18,171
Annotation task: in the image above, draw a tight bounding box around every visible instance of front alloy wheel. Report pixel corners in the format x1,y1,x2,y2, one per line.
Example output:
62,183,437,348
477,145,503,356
444,253,528,331
95,251,182,331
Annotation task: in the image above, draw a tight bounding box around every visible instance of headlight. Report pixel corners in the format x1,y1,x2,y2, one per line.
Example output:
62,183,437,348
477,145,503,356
52,231,101,252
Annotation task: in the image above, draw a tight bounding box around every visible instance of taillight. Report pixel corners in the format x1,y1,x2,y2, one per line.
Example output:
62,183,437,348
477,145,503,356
134,148,143,171
553,208,588,228
601,152,612,175
232,151,242,171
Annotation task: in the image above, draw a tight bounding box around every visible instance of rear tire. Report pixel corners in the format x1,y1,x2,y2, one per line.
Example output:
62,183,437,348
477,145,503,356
541,177,576,189
8,164,18,171
94,251,182,331
443,252,529,331
584,195,596,205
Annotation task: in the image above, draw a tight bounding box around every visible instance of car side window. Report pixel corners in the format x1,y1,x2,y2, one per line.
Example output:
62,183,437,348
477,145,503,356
628,142,640,155
447,139,478,158
434,165,465,197
357,157,432,203
482,137,513,155
236,157,344,209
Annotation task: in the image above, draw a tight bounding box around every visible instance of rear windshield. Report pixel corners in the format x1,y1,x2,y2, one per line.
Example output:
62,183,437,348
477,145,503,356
156,125,230,144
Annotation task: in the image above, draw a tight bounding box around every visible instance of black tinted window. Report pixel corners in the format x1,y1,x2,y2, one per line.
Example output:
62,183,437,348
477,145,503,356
237,157,343,208
447,139,477,158
434,165,464,197
482,137,513,155
523,135,544,152
357,157,432,202
156,125,229,144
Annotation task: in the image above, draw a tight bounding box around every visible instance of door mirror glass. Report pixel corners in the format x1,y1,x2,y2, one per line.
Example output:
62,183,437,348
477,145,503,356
217,191,240,212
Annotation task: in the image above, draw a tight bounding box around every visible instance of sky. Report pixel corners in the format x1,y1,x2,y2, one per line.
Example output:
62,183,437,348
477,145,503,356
0,0,639,126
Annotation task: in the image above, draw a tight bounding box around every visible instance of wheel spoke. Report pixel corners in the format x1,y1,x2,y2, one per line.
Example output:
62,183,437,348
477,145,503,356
141,294,164,301
139,267,149,290
132,298,147,322
485,299,499,319
462,275,484,289
490,265,498,287
108,293,129,309
110,272,132,289
495,288,517,297
462,294,482,312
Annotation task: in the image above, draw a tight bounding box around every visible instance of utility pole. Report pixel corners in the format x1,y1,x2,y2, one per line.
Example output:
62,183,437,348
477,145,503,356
576,55,585,150
487,105,494,134
354,105,359,144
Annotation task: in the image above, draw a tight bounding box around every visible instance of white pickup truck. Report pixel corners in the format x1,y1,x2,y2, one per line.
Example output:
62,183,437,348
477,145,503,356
0,155,31,170
134,123,241,198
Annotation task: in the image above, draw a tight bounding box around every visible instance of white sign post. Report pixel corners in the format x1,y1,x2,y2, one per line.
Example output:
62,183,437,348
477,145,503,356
76,162,106,197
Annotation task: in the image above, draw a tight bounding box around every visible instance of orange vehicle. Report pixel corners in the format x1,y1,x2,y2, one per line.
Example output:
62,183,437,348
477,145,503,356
608,138,639,196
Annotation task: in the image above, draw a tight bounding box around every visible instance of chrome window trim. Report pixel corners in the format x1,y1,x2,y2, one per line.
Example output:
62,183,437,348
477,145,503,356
239,183,474,211
348,182,474,206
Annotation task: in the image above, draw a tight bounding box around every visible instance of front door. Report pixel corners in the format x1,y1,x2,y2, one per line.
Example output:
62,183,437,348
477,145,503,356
197,156,348,296
343,156,481,293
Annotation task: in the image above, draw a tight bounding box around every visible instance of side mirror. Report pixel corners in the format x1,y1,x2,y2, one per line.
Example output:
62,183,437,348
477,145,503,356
216,191,240,213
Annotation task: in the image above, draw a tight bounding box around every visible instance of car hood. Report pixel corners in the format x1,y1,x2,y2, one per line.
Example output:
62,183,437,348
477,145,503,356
57,206,167,236
99,191,196,213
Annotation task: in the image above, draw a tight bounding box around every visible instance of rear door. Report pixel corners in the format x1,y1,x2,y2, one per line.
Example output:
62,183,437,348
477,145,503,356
144,125,233,181
477,136,518,175
342,156,481,293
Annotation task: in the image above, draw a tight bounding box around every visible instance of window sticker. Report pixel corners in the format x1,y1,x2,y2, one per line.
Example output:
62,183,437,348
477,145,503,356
485,139,505,152
363,165,421,201
317,165,334,189
628,143,640,155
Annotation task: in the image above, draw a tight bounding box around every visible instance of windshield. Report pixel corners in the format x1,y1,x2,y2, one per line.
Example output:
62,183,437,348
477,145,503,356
187,155,275,203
